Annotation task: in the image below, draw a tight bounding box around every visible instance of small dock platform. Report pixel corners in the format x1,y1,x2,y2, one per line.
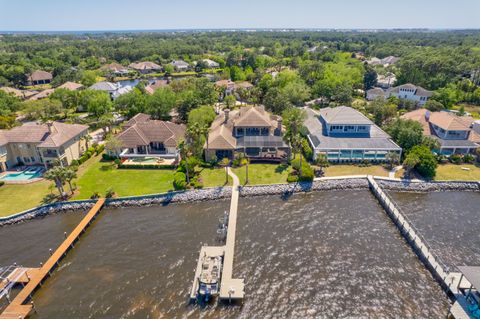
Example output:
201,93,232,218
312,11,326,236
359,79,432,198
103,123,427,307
0,198,106,319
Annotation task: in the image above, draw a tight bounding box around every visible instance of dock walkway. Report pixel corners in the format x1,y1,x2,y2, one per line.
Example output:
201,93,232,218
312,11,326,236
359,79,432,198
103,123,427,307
367,176,474,319
219,168,244,301
0,198,106,319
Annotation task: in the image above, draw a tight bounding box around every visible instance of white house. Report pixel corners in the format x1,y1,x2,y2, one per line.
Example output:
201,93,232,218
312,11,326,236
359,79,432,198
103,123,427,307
170,60,190,72
388,83,432,106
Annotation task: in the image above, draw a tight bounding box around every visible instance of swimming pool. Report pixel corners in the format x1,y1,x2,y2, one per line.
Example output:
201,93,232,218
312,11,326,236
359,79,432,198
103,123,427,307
0,168,43,181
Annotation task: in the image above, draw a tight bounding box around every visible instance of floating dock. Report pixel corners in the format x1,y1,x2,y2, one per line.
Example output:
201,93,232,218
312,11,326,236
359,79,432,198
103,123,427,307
0,198,106,319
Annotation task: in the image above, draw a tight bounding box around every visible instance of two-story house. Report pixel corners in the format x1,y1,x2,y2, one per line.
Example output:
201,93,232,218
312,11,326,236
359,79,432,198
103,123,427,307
402,109,480,155
113,113,185,162
305,106,402,162
0,122,89,170
366,83,432,106
205,106,290,162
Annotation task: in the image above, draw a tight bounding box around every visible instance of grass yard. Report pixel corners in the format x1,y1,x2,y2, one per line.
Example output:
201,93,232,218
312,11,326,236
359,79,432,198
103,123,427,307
232,163,291,185
199,164,291,187
323,164,390,177
73,157,175,199
435,164,480,181
0,180,51,217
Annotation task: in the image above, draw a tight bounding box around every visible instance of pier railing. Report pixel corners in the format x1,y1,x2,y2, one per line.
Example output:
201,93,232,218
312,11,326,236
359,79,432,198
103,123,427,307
368,177,450,281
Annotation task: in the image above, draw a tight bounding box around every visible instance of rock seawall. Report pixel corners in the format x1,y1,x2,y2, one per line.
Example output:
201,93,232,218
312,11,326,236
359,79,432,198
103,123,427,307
376,179,480,192
2,177,478,226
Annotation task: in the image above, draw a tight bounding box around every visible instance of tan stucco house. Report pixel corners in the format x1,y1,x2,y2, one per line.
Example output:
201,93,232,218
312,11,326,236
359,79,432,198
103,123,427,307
0,122,89,171
205,106,290,162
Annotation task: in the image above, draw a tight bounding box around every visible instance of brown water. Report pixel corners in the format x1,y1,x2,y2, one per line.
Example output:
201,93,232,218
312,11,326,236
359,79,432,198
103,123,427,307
390,191,480,270
1,191,448,318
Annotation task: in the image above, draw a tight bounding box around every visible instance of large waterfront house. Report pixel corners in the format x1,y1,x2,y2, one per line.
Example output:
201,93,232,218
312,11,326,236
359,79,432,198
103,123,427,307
26,70,53,86
89,81,132,99
113,113,185,161
205,106,290,162
402,109,480,155
0,122,89,171
305,106,402,162
128,61,162,74
366,83,432,106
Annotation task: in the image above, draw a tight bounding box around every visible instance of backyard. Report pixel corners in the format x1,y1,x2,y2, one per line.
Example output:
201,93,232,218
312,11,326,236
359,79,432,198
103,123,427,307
0,180,51,217
199,163,291,186
322,164,391,177
435,164,480,181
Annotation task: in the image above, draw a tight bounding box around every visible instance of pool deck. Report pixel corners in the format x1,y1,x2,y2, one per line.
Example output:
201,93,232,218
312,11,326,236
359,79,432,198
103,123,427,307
0,198,106,319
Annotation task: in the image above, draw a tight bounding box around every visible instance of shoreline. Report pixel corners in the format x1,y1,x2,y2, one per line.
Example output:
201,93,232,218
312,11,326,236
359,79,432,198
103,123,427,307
1,177,478,226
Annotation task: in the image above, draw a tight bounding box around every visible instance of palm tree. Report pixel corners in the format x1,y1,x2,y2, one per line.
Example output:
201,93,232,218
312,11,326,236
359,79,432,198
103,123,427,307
178,139,191,185
282,108,307,178
82,134,92,149
386,151,400,170
44,166,67,198
63,168,77,194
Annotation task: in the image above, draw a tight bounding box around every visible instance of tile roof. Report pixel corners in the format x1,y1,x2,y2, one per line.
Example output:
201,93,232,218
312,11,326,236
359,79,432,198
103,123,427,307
28,70,53,82
171,60,189,67
319,106,372,125
0,122,88,147
145,80,168,94
117,114,185,148
0,131,7,146
29,88,54,100
101,63,128,72
89,81,119,91
429,112,473,131
0,87,37,99
128,61,162,71
233,106,276,127
57,82,84,91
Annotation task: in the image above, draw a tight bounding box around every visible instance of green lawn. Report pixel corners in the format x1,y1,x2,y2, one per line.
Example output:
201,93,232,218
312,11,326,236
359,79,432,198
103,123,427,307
0,180,51,217
198,167,232,187
232,164,291,185
323,164,390,177
73,156,175,199
435,164,480,181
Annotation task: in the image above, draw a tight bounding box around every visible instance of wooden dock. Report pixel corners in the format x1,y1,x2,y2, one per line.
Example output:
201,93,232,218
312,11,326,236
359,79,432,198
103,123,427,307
368,177,475,319
0,198,105,319
219,168,244,301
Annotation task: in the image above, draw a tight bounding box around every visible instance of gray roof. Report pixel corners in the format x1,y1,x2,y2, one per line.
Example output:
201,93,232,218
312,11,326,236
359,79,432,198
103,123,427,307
319,106,372,125
458,266,480,289
435,137,478,148
89,81,118,91
305,108,401,151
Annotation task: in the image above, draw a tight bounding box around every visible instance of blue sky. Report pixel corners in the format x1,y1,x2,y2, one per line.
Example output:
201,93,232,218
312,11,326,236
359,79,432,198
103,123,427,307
0,0,479,31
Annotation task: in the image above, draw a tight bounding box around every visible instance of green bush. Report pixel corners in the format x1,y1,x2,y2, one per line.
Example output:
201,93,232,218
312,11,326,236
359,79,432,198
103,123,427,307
0,181,4,187
102,153,117,161
408,145,438,179
287,174,298,183
190,177,204,189
464,153,476,164
173,171,187,190
70,159,79,166
90,191,100,199
105,187,115,198
449,154,463,164
95,144,105,155
301,138,314,161
290,157,314,182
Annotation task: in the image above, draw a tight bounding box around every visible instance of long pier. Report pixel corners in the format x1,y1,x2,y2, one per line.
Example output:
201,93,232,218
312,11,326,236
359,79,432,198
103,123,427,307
0,198,106,319
367,176,473,319
219,168,244,301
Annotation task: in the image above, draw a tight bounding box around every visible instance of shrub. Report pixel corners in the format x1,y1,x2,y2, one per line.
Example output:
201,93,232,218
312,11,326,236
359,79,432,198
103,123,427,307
42,193,57,203
0,181,4,187
464,153,476,164
114,158,121,166
102,153,117,161
449,154,463,164
173,171,187,190
95,144,105,155
105,188,115,198
90,191,100,199
301,138,314,161
408,145,437,179
287,174,298,183
290,157,314,182
190,177,204,189
219,157,230,167
70,159,79,166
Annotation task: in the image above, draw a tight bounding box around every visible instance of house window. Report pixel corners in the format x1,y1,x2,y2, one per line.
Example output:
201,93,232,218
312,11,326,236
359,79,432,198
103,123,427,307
31,157,35,162
24,157,30,163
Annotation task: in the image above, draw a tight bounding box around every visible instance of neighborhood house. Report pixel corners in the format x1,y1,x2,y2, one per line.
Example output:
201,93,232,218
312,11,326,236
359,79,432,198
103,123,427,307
402,109,480,155
170,60,190,72
0,122,89,171
305,106,402,162
128,61,162,74
113,113,185,162
26,70,53,86
205,106,290,162
366,83,432,106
